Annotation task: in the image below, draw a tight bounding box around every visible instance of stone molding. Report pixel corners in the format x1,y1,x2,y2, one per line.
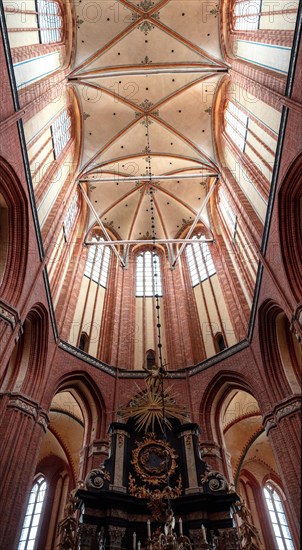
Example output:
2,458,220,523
0,300,21,331
263,395,301,434
5,393,49,430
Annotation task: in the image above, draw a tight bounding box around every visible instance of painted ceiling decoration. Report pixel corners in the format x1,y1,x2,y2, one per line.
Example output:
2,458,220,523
70,0,228,256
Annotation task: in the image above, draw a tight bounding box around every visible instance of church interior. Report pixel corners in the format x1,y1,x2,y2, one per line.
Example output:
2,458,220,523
0,0,301,548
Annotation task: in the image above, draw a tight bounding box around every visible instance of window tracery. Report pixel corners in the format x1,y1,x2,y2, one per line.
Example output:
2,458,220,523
225,101,248,153
84,237,111,288
51,109,72,159
264,482,294,550
63,191,79,242
218,187,237,237
18,476,47,550
233,0,262,31
186,236,216,287
36,0,63,44
136,251,163,297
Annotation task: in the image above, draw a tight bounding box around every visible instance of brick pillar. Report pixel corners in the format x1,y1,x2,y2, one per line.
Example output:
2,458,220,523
0,393,48,549
263,395,301,546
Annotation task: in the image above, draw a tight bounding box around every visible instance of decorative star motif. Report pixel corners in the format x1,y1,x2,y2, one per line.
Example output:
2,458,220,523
118,378,188,433
139,0,155,12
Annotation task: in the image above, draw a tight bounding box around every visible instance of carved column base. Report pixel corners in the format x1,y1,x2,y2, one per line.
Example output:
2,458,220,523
78,523,97,550
108,526,126,549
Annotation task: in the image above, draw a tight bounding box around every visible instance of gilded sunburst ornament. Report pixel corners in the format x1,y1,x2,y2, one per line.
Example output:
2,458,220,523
118,368,188,432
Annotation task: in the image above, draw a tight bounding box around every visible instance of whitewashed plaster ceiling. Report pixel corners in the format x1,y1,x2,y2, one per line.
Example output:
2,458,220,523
70,0,227,242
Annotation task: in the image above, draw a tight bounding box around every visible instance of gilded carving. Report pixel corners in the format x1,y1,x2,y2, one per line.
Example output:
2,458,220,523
233,497,261,549
129,473,182,520
118,367,187,433
131,433,178,486
108,525,126,547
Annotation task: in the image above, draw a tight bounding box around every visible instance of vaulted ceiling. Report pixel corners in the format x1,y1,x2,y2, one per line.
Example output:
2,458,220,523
70,0,227,244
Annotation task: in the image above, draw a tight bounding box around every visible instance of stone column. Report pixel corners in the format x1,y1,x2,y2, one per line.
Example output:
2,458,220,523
78,523,97,550
263,395,301,546
0,392,48,548
178,423,202,494
108,525,126,549
109,422,131,493
217,528,240,549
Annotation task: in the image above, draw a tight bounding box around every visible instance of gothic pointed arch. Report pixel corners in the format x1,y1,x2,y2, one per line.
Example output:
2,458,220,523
1,303,49,398
258,300,301,400
0,157,28,304
279,152,302,302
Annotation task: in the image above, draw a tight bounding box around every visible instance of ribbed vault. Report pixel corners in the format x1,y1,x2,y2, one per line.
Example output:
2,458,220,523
69,0,227,250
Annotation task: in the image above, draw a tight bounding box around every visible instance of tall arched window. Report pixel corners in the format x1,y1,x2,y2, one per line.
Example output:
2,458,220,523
136,251,162,297
37,1,63,44
63,191,79,242
233,0,262,30
233,0,297,33
18,476,47,550
218,187,237,237
85,237,111,288
264,482,294,550
225,101,248,152
51,109,72,159
186,235,215,287
4,1,63,46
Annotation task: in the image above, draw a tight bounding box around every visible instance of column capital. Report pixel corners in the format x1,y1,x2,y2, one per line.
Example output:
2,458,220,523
263,395,301,434
0,300,21,331
4,392,49,430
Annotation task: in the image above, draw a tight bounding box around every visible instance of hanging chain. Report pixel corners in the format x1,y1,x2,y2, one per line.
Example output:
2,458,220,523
146,117,171,509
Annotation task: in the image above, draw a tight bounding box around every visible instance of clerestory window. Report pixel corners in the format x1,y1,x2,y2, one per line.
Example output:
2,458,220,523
84,237,111,288
233,0,262,30
63,192,79,241
18,476,47,550
218,187,237,237
51,109,71,159
264,482,294,550
225,101,248,153
36,0,63,44
186,235,216,287
136,251,162,297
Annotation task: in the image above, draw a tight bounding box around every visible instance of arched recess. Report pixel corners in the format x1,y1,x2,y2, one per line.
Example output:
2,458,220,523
0,157,28,304
54,372,107,452
203,380,292,549
35,457,71,550
17,373,107,550
1,303,49,399
279,152,302,302
23,385,87,550
200,371,257,443
259,300,301,399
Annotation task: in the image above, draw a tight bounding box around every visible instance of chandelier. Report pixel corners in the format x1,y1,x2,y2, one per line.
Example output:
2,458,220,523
131,119,193,550
146,508,192,549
